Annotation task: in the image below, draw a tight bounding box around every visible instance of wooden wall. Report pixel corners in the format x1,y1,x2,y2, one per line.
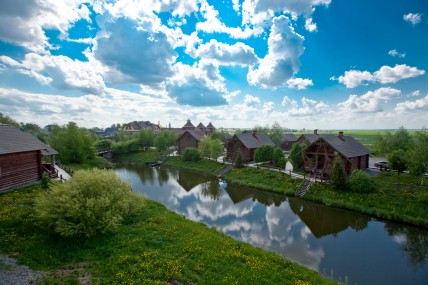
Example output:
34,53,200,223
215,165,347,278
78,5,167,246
177,133,199,154
226,138,253,162
0,151,41,192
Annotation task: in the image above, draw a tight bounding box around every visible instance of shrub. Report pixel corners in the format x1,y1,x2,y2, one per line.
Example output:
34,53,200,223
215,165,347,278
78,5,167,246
41,172,50,189
272,147,285,167
34,169,144,238
349,170,377,193
182,147,200,161
254,144,274,163
234,149,244,167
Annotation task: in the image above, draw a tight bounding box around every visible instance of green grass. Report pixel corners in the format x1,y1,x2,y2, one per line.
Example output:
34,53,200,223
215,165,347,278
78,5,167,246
0,185,335,285
113,149,168,163
164,156,224,175
66,156,113,171
224,167,300,195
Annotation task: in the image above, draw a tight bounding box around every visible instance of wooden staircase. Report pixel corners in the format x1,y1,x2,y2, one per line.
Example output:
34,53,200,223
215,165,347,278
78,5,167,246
216,164,233,178
295,178,313,198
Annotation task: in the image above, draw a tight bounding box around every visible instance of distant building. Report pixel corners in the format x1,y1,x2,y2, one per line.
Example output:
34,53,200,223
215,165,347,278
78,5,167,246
280,133,298,151
0,125,58,192
123,121,160,135
226,131,275,162
176,130,206,154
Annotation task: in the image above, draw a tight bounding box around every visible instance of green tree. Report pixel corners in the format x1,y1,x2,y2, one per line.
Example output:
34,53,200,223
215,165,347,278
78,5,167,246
154,133,168,151
136,129,154,149
210,138,223,161
375,126,413,156
198,136,211,158
272,147,285,167
289,143,307,169
270,121,283,146
113,131,131,142
210,130,227,142
407,131,428,185
330,156,348,190
348,170,377,193
254,144,274,163
389,149,408,187
34,169,144,238
0,113,20,128
234,149,244,167
96,139,113,151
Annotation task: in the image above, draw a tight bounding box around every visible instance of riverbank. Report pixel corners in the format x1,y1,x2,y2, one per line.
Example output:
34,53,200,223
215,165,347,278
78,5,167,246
0,184,335,285
164,156,428,229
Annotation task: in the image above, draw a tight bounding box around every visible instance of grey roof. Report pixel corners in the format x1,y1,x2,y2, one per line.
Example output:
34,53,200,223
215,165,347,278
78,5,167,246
234,132,275,149
298,134,319,144
206,122,215,129
183,119,195,128
0,125,58,155
177,130,206,142
312,134,371,158
282,133,298,142
196,122,205,129
126,121,157,130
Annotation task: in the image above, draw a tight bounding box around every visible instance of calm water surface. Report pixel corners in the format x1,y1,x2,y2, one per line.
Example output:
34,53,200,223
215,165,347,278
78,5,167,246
115,163,428,285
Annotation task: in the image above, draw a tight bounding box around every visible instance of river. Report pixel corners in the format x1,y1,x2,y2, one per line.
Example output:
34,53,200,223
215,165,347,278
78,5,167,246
115,163,428,285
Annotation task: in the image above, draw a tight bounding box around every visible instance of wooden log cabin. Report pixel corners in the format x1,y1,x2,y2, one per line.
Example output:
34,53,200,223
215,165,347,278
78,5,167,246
226,131,275,162
302,131,371,178
0,125,58,192
176,130,206,154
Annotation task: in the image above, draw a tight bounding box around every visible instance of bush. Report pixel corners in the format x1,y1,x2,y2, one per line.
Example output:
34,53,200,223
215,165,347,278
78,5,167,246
182,147,200,162
41,172,50,189
272,147,285,167
34,169,144,238
254,144,274,162
234,149,244,168
349,170,377,193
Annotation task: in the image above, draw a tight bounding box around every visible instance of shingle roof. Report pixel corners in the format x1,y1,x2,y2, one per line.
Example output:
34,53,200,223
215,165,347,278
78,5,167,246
196,122,205,129
312,134,371,158
127,121,156,130
234,132,275,149
0,125,58,155
177,130,206,142
183,119,195,128
282,133,298,142
206,122,215,129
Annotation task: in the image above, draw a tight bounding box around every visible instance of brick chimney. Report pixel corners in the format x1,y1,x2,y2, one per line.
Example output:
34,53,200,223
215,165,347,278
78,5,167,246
338,131,344,140
314,129,318,135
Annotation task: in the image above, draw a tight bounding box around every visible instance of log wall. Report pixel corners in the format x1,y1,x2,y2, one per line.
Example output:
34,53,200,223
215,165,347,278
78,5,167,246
0,151,41,192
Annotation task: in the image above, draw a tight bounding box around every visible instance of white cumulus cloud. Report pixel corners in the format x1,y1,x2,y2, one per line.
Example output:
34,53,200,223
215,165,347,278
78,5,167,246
338,87,401,113
287,78,314,89
395,95,428,113
388,49,406,58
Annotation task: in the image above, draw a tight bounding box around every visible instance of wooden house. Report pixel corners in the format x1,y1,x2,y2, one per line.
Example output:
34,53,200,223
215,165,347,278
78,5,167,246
123,121,160,136
302,131,371,177
0,125,58,192
226,131,275,162
296,129,321,145
176,130,206,154
280,133,298,151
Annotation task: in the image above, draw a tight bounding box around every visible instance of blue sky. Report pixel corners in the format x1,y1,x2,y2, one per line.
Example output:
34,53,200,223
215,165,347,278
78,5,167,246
0,0,427,129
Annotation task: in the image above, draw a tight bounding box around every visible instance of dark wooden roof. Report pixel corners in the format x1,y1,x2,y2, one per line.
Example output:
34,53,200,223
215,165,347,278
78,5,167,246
183,119,195,128
196,122,205,129
0,125,58,155
310,134,371,158
126,121,158,130
234,132,275,149
206,122,215,129
282,133,298,142
297,134,319,144
176,130,206,142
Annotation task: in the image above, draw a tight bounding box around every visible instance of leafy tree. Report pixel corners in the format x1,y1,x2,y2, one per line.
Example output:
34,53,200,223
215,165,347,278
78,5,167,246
0,112,20,128
389,149,408,187
113,131,132,142
198,136,211,158
375,126,413,156
254,144,274,163
210,130,227,142
21,123,43,136
407,131,428,185
272,147,285,167
182,147,200,161
34,169,144,238
289,143,307,169
330,156,348,190
253,124,270,135
210,138,223,161
270,121,283,146
96,139,113,151
234,149,244,167
136,129,154,149
348,170,377,193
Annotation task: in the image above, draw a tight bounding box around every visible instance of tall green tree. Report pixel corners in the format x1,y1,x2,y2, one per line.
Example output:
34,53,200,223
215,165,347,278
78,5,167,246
136,129,154,149
198,136,211,158
270,121,283,146
289,143,307,169
407,131,428,185
254,144,274,163
0,113,20,128
375,126,413,156
330,156,348,190
154,130,176,152
209,138,223,161
272,147,286,168
389,149,408,187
